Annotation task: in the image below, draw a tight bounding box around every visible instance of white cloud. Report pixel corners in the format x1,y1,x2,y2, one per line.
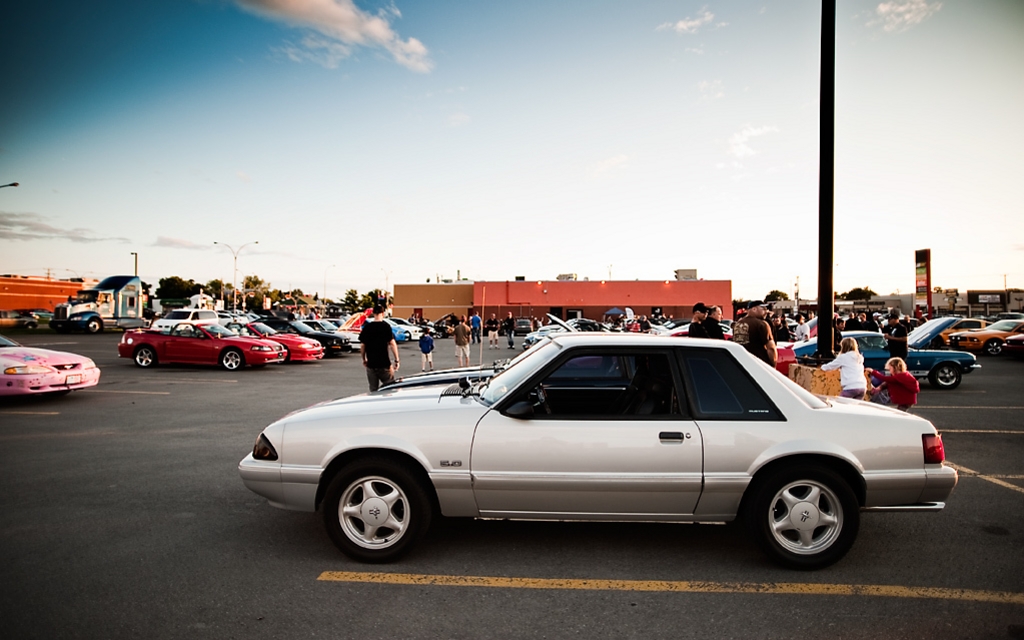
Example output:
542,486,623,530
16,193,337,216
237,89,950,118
236,171,251,183
699,80,724,100
152,237,210,251
592,154,630,176
657,6,715,34
870,0,942,33
447,112,471,127
236,0,432,73
0,212,130,244
727,125,779,159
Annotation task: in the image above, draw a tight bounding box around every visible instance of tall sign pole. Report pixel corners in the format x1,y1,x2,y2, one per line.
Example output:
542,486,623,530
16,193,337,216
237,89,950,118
816,0,836,358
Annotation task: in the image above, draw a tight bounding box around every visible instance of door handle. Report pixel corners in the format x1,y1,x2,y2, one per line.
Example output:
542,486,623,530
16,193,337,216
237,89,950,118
659,431,685,442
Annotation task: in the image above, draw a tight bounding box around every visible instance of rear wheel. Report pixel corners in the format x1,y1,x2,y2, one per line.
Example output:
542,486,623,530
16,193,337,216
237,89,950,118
744,464,859,570
984,339,1003,356
133,346,157,368
322,457,432,563
928,363,962,389
219,348,243,371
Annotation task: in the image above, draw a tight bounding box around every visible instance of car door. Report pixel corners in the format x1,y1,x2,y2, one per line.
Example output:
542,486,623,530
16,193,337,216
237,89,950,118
471,347,703,520
165,324,214,363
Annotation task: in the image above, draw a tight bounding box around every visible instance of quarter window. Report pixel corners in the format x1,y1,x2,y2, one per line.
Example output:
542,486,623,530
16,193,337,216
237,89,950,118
677,349,781,421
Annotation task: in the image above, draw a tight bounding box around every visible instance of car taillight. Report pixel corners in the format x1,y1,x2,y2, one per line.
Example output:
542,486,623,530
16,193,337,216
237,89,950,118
923,434,945,464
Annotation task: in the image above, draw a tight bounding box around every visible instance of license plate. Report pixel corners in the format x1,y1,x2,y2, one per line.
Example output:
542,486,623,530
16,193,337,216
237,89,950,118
66,374,82,384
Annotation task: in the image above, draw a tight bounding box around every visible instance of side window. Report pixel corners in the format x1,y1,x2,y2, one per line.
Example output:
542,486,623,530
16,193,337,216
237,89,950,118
530,351,681,419
960,321,980,329
677,348,782,421
856,335,887,352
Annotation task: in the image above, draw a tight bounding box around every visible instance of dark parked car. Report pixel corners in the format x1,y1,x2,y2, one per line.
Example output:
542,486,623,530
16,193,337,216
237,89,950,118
514,318,533,335
0,310,38,330
259,318,351,356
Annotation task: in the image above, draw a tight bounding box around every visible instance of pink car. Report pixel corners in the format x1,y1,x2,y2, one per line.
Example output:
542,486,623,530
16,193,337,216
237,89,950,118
0,334,101,396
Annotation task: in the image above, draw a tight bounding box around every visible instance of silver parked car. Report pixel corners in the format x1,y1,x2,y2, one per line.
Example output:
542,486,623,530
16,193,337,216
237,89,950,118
239,334,957,569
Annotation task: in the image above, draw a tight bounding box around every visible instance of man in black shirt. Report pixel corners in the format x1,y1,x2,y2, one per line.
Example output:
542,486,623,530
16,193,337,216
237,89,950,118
882,313,908,359
702,305,726,340
360,305,399,391
688,303,710,338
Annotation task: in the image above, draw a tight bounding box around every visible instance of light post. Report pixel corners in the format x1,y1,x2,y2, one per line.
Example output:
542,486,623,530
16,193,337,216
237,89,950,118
382,269,393,306
214,241,258,312
1,182,18,189
130,252,138,276
323,264,336,312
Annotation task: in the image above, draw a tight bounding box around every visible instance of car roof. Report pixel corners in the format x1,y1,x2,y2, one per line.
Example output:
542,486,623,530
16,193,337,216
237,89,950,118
546,332,742,352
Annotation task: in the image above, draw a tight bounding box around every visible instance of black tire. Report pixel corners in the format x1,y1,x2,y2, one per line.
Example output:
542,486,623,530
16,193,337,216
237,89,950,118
219,348,244,371
744,464,859,570
283,348,292,363
85,318,102,334
133,345,157,368
983,339,1003,356
928,363,962,390
322,457,432,563
26,321,38,330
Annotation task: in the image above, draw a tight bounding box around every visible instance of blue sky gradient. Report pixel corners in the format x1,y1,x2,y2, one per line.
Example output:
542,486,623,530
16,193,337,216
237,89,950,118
2,0,1022,300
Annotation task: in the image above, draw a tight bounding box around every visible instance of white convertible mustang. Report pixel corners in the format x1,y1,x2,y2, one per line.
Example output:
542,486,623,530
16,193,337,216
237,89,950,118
239,334,957,569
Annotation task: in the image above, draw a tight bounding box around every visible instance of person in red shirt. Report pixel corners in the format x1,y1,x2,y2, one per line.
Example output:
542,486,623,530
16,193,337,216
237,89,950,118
867,357,919,411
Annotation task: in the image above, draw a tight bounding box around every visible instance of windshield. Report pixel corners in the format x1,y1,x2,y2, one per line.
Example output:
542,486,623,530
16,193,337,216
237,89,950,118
204,324,236,338
0,335,20,347
480,341,560,405
986,320,1022,332
250,322,276,335
291,321,315,334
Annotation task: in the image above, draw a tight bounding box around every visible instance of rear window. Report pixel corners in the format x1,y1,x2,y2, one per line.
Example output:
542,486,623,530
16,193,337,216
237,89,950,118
166,311,190,320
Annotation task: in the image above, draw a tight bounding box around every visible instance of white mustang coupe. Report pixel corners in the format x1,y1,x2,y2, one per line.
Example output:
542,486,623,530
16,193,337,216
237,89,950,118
239,334,957,569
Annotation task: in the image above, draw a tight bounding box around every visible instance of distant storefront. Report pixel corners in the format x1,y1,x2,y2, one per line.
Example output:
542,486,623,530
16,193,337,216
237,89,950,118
393,279,732,322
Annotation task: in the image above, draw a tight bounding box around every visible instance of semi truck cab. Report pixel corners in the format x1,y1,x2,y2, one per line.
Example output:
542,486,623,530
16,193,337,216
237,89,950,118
50,275,147,333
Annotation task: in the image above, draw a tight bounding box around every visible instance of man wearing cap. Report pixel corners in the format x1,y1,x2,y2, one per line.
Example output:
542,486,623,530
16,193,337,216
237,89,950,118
882,313,908,360
688,303,710,338
733,300,777,366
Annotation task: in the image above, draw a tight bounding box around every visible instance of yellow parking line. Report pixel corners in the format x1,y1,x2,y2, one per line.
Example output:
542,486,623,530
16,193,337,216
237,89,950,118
316,571,1024,605
948,462,1024,495
0,410,60,416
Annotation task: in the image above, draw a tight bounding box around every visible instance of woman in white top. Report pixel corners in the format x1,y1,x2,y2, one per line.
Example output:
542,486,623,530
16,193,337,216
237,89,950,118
821,337,867,399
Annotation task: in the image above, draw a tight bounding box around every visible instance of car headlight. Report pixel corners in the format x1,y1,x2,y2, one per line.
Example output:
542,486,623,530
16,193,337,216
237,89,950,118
4,365,52,375
83,359,96,369
250,345,273,352
252,433,279,461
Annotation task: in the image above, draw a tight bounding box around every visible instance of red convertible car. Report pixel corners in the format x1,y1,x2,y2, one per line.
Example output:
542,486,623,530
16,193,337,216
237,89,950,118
118,323,286,370
225,322,324,362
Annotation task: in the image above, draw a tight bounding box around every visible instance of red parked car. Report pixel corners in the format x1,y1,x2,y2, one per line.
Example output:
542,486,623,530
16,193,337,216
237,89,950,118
225,321,324,362
1004,333,1024,359
118,323,286,370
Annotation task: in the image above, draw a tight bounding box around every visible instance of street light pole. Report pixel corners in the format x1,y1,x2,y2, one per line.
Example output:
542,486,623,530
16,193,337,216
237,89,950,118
214,241,259,312
0,182,19,189
130,252,138,276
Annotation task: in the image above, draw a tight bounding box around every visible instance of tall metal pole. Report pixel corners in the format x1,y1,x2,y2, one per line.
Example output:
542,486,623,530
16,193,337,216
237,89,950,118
131,252,138,276
215,241,258,312
816,0,836,358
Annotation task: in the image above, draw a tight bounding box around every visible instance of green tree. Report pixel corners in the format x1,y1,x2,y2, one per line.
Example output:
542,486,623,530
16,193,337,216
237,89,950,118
765,290,790,302
205,279,226,299
838,287,877,301
155,276,201,299
342,289,361,314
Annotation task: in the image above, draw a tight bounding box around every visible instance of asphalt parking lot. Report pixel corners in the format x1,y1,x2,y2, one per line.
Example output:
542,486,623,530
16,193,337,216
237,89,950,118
2,331,1023,639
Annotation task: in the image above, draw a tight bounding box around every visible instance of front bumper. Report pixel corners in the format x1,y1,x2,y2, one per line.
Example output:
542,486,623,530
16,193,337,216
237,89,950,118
238,454,318,511
0,367,101,396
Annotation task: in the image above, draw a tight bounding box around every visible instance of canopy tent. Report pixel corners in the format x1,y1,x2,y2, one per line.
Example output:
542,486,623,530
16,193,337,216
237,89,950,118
604,307,625,316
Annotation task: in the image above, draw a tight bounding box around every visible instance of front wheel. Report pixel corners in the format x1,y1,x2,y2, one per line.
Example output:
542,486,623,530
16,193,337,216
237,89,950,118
984,339,1003,356
322,457,432,563
219,349,243,370
86,318,102,334
928,363,962,389
744,464,859,570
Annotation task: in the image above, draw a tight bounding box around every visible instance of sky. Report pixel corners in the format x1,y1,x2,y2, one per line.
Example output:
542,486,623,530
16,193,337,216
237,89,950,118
2,0,1022,302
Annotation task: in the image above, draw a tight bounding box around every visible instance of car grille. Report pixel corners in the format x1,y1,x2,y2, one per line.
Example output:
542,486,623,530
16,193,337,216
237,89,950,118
51,363,79,371
54,307,68,320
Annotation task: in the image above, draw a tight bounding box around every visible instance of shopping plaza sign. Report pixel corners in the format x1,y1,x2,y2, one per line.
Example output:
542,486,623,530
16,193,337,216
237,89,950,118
915,249,932,316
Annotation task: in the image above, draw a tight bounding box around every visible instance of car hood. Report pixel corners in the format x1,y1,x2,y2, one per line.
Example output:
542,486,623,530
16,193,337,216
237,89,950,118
0,346,96,368
907,318,959,349
281,384,487,426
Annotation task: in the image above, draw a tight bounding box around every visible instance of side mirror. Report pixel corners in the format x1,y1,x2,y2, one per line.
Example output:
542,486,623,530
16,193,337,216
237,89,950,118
503,401,535,419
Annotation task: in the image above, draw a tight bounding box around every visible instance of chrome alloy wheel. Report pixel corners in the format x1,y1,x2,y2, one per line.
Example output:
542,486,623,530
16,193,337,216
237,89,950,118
768,480,843,555
220,350,243,370
338,475,410,550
